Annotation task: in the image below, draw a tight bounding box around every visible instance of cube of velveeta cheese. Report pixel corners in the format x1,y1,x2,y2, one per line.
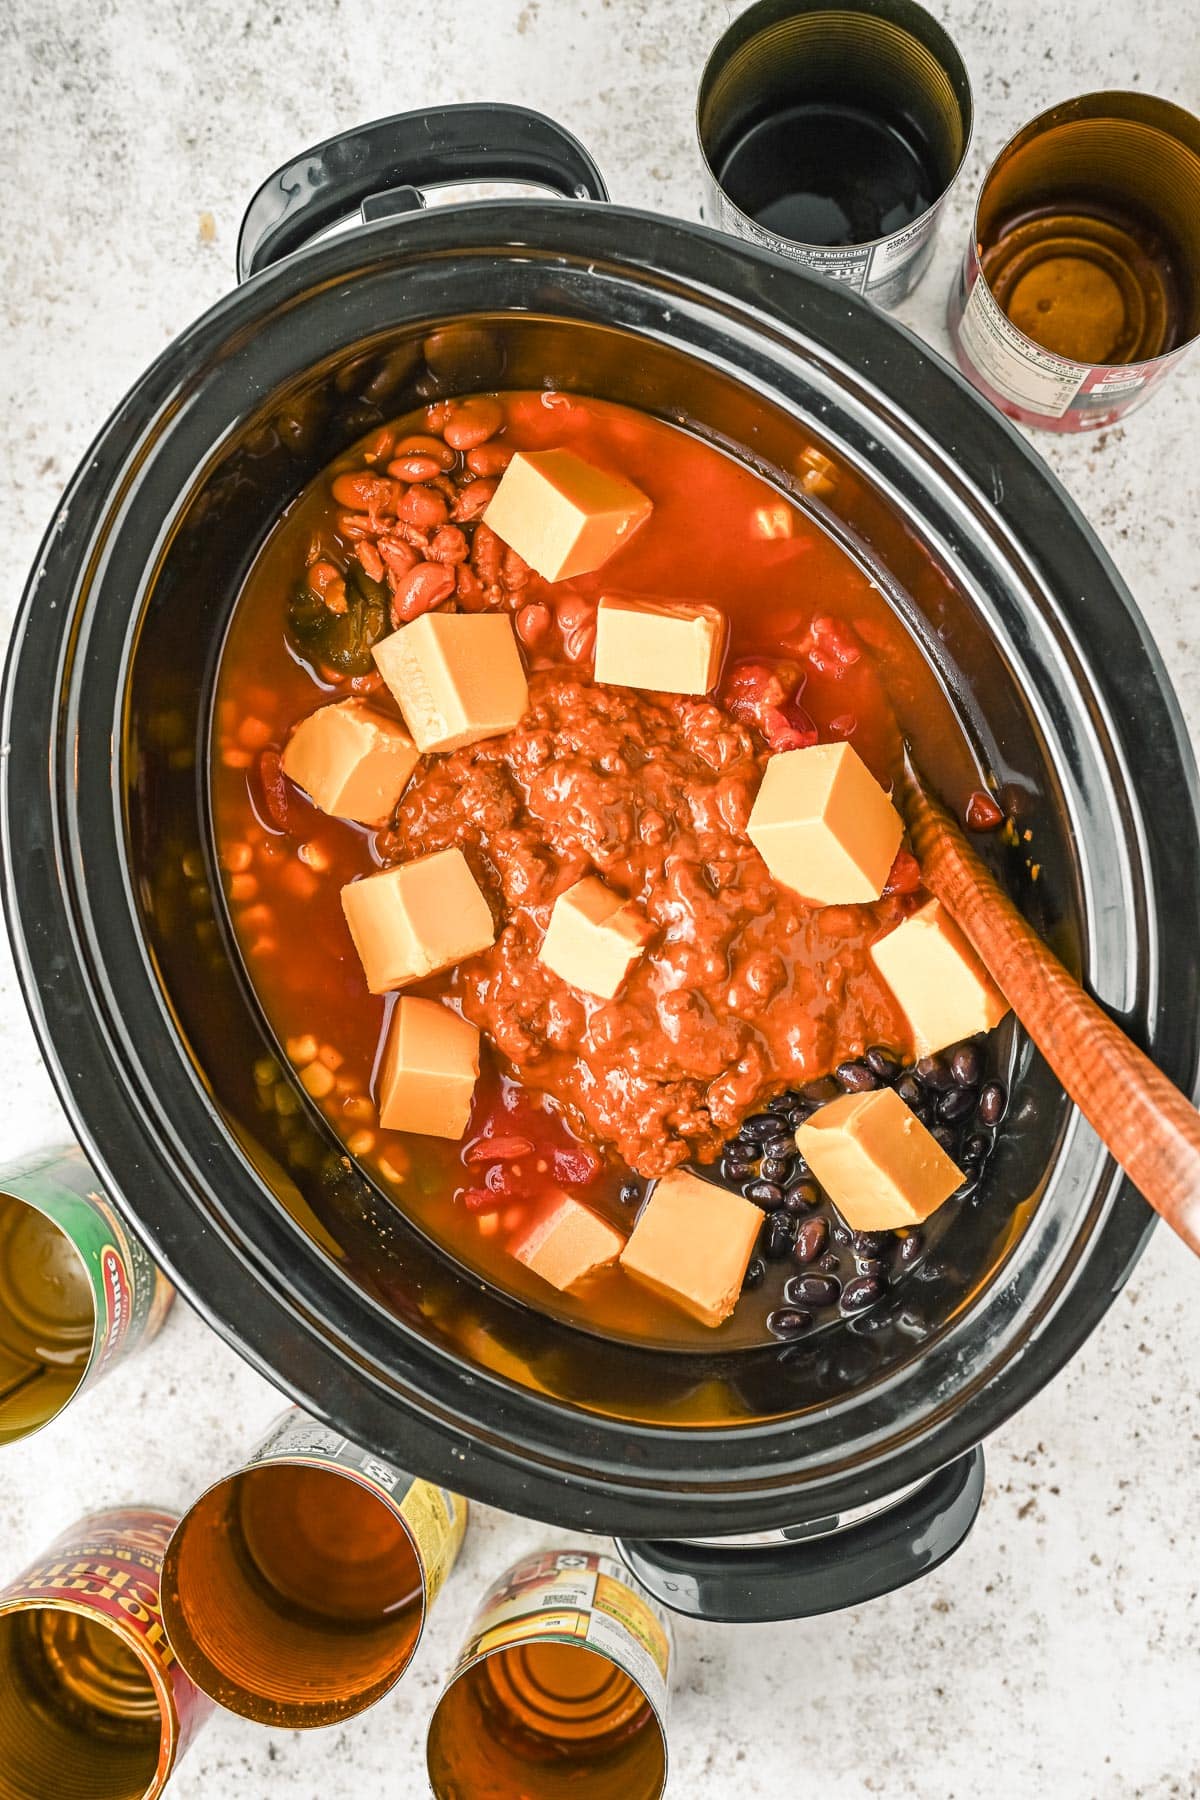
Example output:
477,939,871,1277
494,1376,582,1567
620,1170,763,1328
795,1087,964,1231
377,996,480,1138
746,742,903,905
373,613,528,755
281,698,419,826
871,898,1010,1055
483,450,653,582
340,848,494,994
513,1193,626,1295
538,875,653,998
593,595,727,696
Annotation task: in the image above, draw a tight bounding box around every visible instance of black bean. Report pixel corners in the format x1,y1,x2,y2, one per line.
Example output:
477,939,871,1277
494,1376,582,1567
743,1256,766,1290
768,1093,795,1116
791,1151,810,1178
618,1181,642,1206
791,1273,841,1307
782,1181,820,1212
800,1077,842,1104
865,1045,902,1081
916,1054,954,1092
897,1230,925,1266
855,1256,887,1278
831,1221,852,1245
818,1251,841,1273
930,1124,958,1153
759,1136,795,1164
895,1074,924,1110
768,1307,812,1339
896,1305,930,1338
841,1275,885,1313
721,1157,754,1183
957,1173,981,1201
852,1230,892,1255
836,1060,879,1093
741,1113,781,1140
961,1131,991,1165
950,1043,983,1088
978,1081,1007,1126
764,1211,798,1259
794,1217,829,1264
939,1086,976,1122
746,1179,784,1208
786,1106,810,1130
853,1307,894,1335
759,1154,795,1185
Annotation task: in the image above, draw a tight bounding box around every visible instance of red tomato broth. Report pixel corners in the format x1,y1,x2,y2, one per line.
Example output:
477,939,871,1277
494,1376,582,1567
212,392,987,1350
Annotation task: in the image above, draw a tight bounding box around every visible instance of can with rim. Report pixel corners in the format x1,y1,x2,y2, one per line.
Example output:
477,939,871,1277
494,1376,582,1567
0,1507,214,1800
160,1405,467,1727
697,0,974,309
0,1145,174,1446
427,1547,673,1800
948,91,1200,431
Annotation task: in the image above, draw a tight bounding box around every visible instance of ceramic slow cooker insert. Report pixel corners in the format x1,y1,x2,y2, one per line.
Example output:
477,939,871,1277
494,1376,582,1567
4,108,1197,1612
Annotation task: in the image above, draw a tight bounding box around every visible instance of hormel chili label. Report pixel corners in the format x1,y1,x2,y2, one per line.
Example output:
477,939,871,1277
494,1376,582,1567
0,1507,215,1791
248,1408,468,1605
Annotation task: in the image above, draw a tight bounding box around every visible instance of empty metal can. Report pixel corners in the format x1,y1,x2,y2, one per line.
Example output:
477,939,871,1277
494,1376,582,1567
948,90,1200,429
697,0,973,308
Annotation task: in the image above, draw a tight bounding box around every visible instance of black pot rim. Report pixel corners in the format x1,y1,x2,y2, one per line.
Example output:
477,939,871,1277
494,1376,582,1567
4,196,1196,1534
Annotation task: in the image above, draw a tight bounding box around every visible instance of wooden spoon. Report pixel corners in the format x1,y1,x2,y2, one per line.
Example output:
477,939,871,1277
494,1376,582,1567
900,762,1200,1258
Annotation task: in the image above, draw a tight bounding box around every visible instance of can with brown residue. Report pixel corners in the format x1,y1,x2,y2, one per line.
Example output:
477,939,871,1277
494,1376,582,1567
948,91,1200,430
0,1507,213,1800
160,1406,467,1727
427,1548,673,1800
0,1146,174,1448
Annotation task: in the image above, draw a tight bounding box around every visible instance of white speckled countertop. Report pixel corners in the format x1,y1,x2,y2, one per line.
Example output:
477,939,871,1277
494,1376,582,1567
2,2,1199,1795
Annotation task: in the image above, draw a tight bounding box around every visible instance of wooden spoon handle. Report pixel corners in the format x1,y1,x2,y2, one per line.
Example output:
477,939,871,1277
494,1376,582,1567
904,779,1200,1258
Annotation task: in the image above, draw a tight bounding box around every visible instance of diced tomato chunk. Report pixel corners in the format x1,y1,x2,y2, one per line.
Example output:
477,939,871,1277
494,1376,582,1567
882,848,922,896
965,789,1005,831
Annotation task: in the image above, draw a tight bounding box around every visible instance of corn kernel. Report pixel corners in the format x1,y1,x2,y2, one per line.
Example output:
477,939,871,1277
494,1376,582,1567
221,842,253,874
301,1062,336,1099
229,873,258,903
347,1129,376,1157
286,1034,318,1067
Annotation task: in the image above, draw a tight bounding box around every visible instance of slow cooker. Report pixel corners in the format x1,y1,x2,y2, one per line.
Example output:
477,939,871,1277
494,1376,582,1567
5,105,1197,1621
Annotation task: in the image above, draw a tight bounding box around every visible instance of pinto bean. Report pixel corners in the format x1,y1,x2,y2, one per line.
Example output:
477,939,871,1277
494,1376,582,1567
471,521,503,586
456,564,486,609
392,433,456,470
356,541,385,584
426,525,469,565
387,453,443,483
396,485,449,529
442,396,503,450
391,561,457,624
378,536,419,579
466,441,513,477
516,602,552,647
452,477,498,522
330,471,400,513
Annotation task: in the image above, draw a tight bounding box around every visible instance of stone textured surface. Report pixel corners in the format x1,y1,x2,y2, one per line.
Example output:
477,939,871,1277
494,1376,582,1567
1,2,1199,1795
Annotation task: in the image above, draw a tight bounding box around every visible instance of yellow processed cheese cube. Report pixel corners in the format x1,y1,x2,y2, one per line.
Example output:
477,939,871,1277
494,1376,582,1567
483,449,653,582
871,898,1010,1055
281,698,420,826
340,848,494,995
620,1170,763,1328
593,595,727,696
538,875,654,999
372,612,529,755
795,1088,964,1231
377,996,480,1138
512,1193,626,1294
746,742,903,905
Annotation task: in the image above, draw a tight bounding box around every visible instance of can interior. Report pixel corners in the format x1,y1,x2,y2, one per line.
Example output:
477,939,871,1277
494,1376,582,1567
119,308,1083,1428
0,1195,95,1445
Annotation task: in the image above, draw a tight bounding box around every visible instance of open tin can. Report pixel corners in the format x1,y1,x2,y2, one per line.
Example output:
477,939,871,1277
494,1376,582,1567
697,0,973,307
0,1507,213,1800
0,1146,173,1446
948,90,1200,429
160,1406,467,1727
427,1548,673,1799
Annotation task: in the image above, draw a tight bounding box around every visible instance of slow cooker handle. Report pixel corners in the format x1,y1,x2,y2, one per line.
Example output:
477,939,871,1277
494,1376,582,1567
236,104,609,282
613,1445,985,1623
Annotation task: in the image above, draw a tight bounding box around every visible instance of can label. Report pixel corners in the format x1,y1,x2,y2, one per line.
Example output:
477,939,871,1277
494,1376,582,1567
0,1146,173,1391
705,177,944,308
248,1409,467,1603
952,246,1191,427
455,1549,672,1723
0,1507,214,1791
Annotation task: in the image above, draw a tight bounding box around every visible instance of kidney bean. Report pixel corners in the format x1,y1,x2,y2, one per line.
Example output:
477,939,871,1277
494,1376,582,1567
794,1216,828,1264
789,1272,841,1307
391,561,457,623
392,433,456,470
464,1134,534,1165
841,1275,884,1313
443,397,504,450
517,602,552,647
467,441,513,477
882,848,922,895
965,789,1005,831
452,477,499,523
471,522,503,586
331,471,400,513
768,1308,812,1339
978,1081,1007,1126
257,747,289,831
388,453,443,483
397,485,448,530
426,525,469,565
